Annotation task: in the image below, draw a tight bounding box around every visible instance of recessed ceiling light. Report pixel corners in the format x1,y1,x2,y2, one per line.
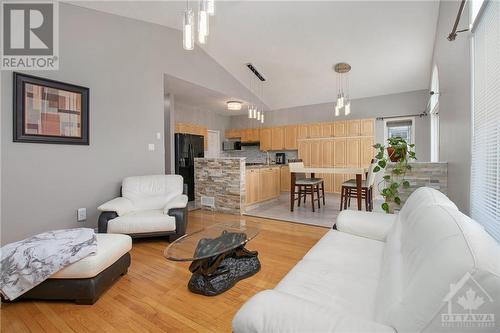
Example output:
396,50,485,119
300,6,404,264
227,101,242,111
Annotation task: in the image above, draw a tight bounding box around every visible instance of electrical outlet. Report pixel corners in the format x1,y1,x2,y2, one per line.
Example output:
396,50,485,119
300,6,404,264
156,132,161,140
77,208,87,222
148,143,155,151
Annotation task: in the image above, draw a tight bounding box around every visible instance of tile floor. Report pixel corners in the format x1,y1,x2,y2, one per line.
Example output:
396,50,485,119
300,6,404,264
244,193,367,228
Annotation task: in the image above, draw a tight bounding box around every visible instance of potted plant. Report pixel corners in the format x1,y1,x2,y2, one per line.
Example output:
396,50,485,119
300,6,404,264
373,137,416,213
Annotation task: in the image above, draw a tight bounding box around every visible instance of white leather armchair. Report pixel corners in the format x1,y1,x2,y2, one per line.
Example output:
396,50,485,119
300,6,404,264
97,175,188,240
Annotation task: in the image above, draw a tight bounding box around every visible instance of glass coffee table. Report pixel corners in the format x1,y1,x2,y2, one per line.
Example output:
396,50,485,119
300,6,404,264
164,221,260,296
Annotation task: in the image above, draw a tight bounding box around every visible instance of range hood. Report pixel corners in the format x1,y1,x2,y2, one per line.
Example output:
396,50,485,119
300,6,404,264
240,141,260,146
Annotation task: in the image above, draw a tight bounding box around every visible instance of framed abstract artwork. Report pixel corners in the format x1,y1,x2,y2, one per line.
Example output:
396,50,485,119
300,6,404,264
13,73,89,145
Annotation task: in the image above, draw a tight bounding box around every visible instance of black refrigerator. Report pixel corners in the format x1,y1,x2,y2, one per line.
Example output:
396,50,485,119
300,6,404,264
175,133,205,201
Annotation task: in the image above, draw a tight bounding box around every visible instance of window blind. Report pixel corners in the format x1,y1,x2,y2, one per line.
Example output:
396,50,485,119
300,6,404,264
471,1,500,242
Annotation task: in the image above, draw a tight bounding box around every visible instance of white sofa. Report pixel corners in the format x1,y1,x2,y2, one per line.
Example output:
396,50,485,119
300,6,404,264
97,175,188,240
233,187,500,332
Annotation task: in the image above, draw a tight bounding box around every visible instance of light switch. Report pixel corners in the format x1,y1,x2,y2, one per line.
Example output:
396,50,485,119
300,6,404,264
148,143,155,151
77,208,87,222
156,132,161,140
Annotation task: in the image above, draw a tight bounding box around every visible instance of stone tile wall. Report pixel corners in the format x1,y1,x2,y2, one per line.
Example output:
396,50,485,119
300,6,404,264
384,162,448,205
194,158,245,215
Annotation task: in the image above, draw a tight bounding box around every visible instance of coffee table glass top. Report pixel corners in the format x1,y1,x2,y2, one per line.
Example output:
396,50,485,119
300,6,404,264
164,221,259,262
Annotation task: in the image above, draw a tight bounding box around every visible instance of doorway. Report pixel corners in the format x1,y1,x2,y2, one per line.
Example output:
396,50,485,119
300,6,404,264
206,130,221,158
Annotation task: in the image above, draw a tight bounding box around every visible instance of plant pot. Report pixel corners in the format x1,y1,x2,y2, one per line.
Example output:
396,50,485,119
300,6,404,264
387,147,405,162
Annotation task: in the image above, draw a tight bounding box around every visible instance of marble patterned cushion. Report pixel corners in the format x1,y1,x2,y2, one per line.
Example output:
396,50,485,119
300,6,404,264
0,228,97,300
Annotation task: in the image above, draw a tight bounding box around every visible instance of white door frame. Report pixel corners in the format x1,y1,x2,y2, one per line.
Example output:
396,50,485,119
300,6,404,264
206,130,221,158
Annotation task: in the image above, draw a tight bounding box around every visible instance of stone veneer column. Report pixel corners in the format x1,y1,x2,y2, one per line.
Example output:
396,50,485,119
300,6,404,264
384,162,448,205
194,158,246,215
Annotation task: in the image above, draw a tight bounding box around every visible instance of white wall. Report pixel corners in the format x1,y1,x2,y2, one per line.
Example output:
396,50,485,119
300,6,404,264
230,90,431,161
0,3,261,244
430,1,471,214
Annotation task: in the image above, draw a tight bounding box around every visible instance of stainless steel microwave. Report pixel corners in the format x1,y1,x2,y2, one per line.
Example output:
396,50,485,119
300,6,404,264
223,141,242,151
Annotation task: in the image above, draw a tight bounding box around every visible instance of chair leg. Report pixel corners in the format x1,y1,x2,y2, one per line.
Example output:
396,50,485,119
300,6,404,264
311,186,315,212
369,187,373,211
344,188,349,210
365,188,369,211
316,184,321,209
297,186,301,207
340,186,344,211
321,181,325,205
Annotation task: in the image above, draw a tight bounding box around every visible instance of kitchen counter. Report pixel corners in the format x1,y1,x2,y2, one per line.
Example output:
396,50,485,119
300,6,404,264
246,164,286,169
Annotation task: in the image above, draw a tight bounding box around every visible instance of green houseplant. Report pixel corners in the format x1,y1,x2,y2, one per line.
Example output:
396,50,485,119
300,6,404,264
373,137,417,213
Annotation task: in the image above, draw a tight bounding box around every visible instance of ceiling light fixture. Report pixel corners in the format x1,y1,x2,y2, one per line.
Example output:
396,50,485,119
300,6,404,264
333,62,352,117
207,0,215,16
227,101,242,111
246,63,267,124
183,1,194,50
197,0,209,44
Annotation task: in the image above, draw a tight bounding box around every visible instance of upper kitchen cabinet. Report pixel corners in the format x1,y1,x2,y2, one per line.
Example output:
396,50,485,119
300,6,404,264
260,128,272,151
347,120,361,136
297,124,309,139
284,125,298,150
225,129,240,139
320,122,334,137
361,119,375,136
308,123,322,138
271,127,285,150
333,121,347,137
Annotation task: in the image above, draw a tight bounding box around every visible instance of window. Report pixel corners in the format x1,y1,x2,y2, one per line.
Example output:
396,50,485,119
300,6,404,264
470,1,500,241
384,117,415,144
430,65,440,162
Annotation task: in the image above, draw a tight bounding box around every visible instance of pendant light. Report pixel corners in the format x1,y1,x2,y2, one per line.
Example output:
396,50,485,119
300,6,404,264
333,63,352,116
207,0,215,16
198,0,209,44
183,1,194,50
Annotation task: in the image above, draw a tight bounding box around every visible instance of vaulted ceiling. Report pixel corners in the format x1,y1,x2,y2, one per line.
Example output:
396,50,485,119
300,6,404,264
72,1,439,111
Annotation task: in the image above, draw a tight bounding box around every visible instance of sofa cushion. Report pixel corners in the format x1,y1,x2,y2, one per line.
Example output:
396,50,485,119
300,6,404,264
377,205,500,332
50,233,132,279
122,175,184,211
275,230,385,320
107,210,176,234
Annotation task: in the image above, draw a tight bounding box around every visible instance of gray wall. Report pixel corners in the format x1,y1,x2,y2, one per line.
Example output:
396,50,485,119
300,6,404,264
174,102,231,146
229,90,431,161
0,3,262,244
431,1,471,214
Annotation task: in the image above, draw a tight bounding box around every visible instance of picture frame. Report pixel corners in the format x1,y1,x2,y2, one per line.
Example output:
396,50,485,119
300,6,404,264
13,72,89,145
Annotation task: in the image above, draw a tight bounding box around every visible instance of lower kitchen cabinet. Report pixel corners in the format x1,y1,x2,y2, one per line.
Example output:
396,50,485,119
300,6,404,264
246,166,281,205
280,166,290,192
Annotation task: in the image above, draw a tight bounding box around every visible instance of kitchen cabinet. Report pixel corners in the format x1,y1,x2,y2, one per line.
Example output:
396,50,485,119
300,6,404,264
333,174,347,193
360,137,375,167
280,166,290,192
271,127,285,150
246,169,260,204
297,124,309,139
361,119,375,136
333,139,347,166
346,138,361,167
298,141,311,166
310,140,322,167
308,123,322,138
284,125,298,150
321,122,334,137
347,120,361,136
225,129,240,139
321,140,334,167
258,167,280,201
249,128,260,142
260,128,272,151
333,121,347,137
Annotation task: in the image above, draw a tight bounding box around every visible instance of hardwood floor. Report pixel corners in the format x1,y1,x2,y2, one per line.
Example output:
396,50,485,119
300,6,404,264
1,210,328,333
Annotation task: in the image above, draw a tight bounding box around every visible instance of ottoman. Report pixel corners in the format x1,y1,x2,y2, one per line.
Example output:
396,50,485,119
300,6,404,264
18,233,132,305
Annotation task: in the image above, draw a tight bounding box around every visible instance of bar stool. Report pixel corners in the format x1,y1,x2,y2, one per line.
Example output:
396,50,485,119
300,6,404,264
289,160,325,212
340,160,377,211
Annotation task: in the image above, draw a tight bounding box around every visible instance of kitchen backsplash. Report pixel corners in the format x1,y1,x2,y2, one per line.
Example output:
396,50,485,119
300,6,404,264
222,145,298,164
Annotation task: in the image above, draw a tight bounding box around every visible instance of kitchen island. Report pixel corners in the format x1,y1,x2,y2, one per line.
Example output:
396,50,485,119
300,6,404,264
194,158,288,215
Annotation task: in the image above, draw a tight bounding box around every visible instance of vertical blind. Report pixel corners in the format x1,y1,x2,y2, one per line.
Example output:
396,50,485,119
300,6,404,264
471,1,500,241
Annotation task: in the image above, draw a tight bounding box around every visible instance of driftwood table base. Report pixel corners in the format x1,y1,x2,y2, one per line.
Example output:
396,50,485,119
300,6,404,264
188,246,260,296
